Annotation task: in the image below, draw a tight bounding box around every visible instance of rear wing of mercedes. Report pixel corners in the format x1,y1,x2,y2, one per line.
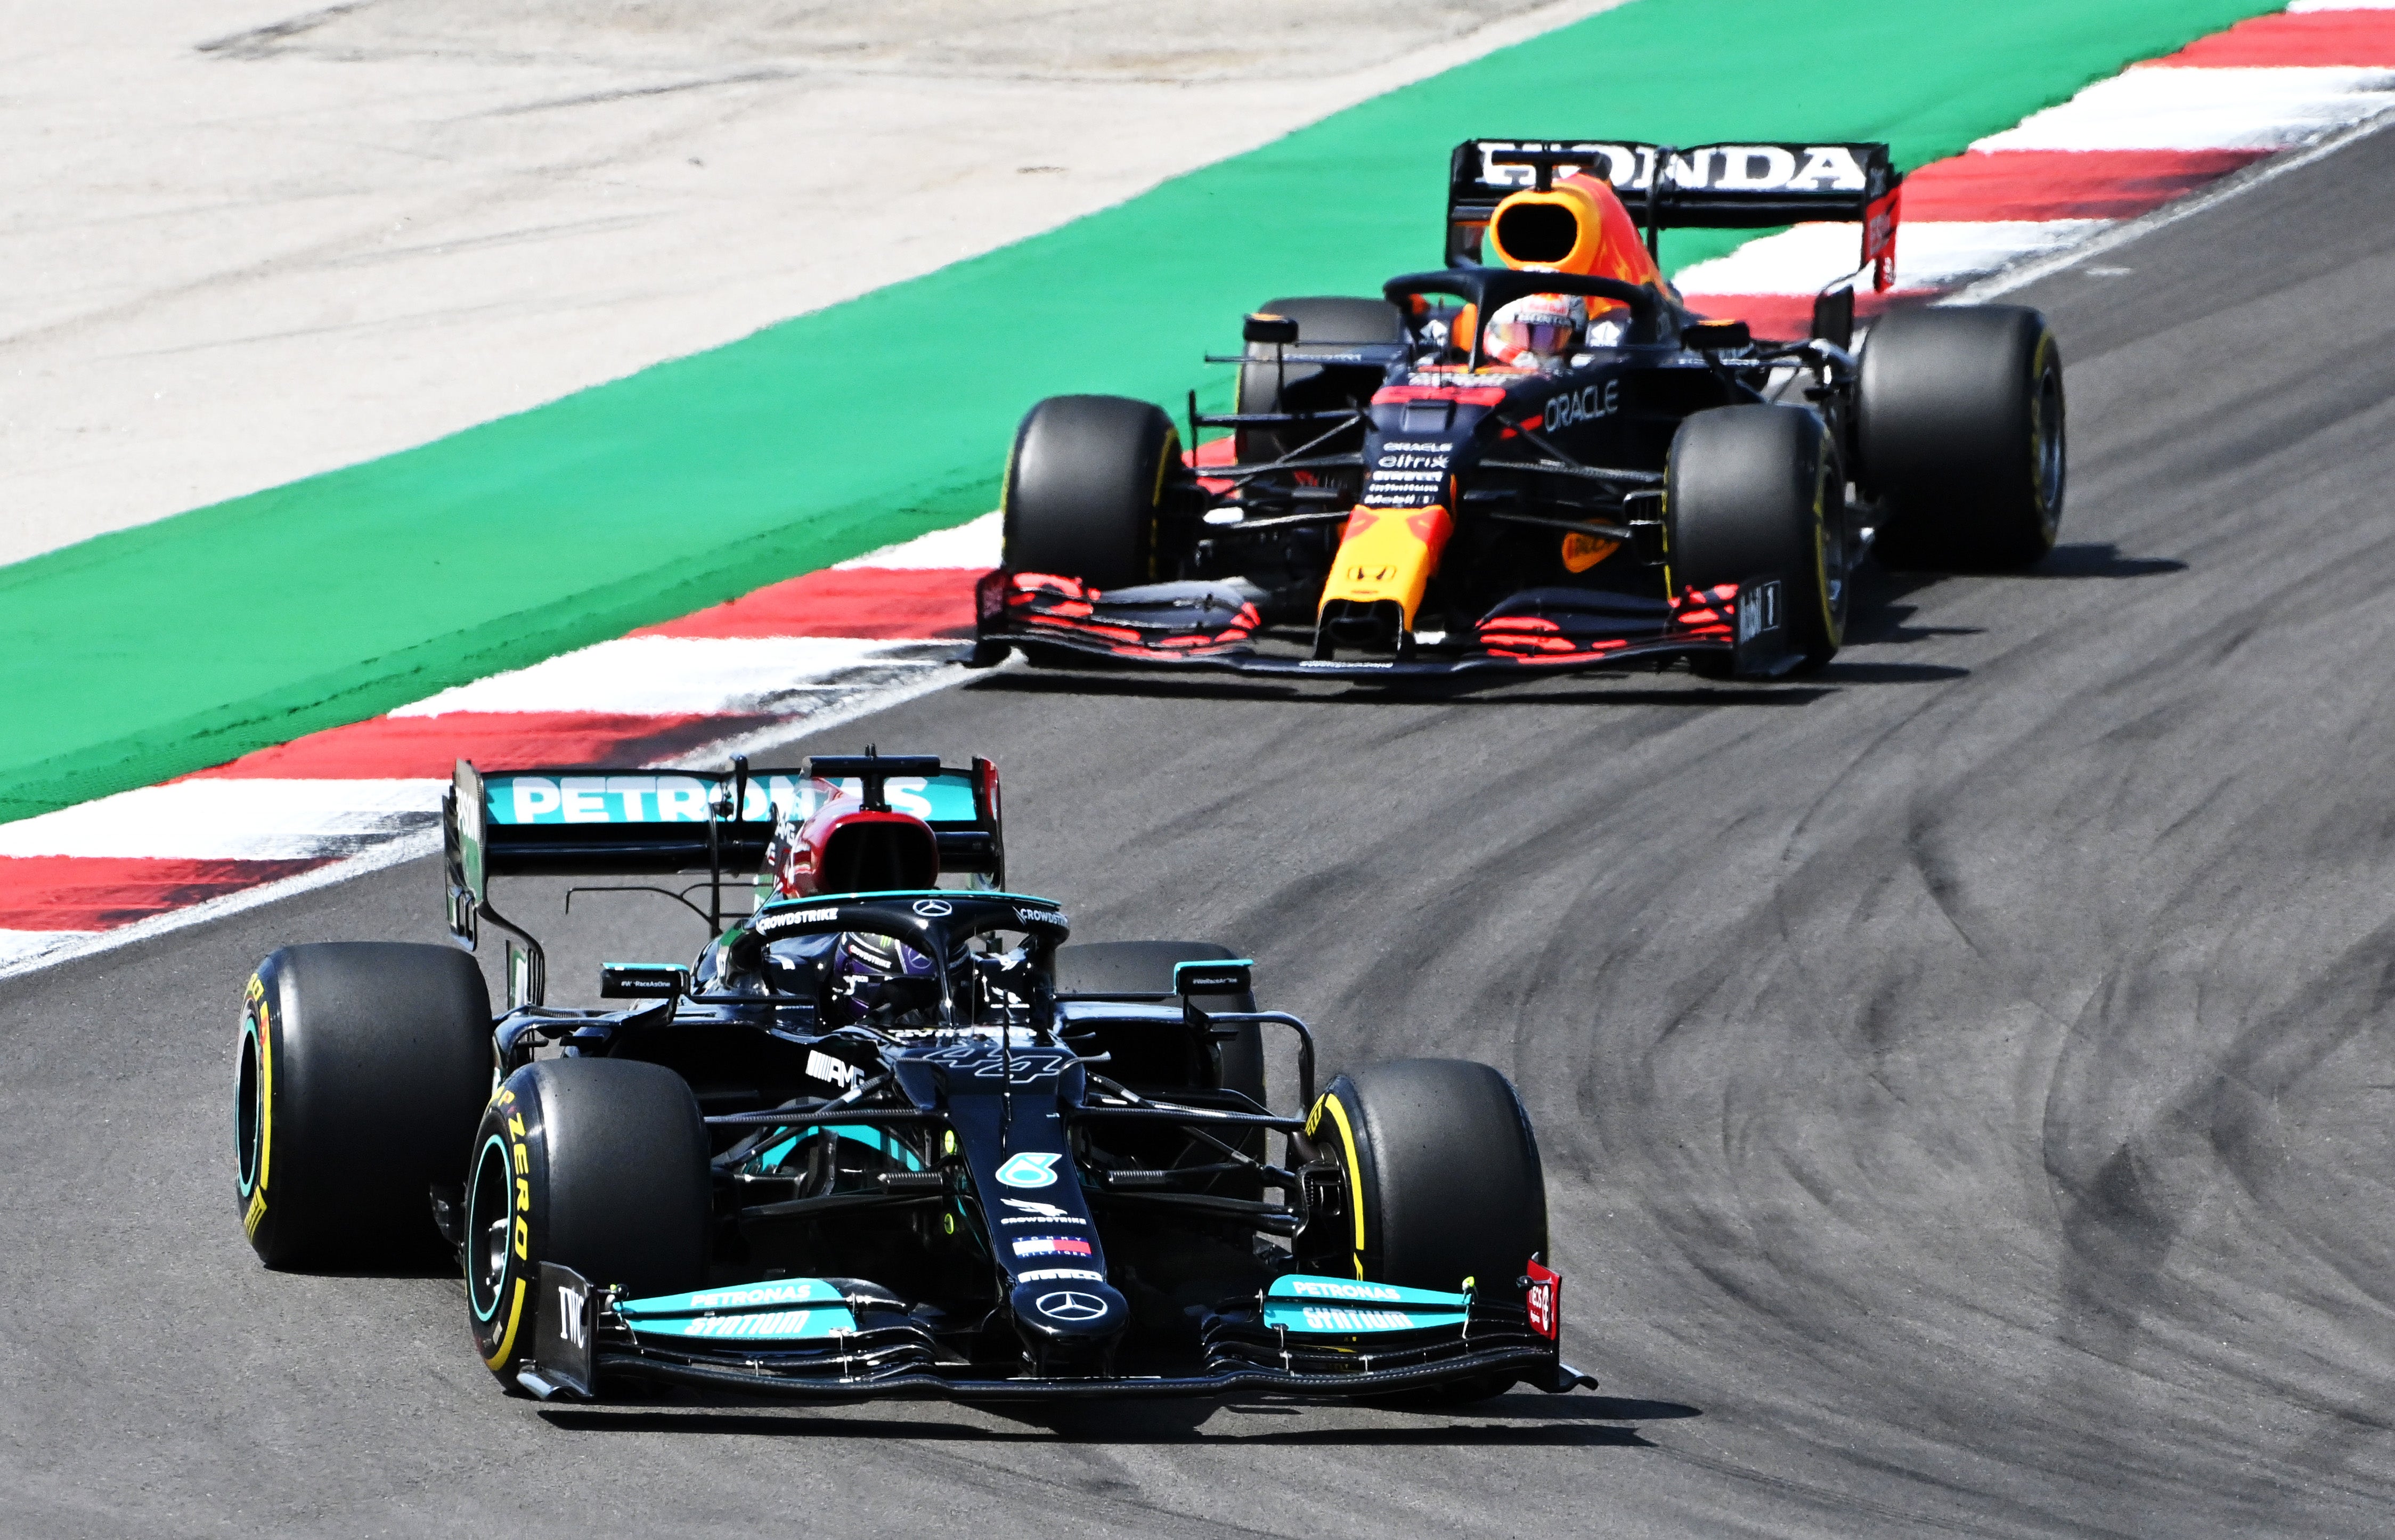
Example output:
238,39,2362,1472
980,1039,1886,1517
442,752,1004,1005
1445,138,1902,290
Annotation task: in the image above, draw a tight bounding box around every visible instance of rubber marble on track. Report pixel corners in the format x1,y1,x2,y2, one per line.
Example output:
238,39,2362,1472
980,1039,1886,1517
10,118,2395,1540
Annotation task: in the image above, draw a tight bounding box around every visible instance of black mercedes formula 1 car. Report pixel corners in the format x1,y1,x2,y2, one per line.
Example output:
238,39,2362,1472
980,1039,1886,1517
976,136,2066,680
234,752,1586,1403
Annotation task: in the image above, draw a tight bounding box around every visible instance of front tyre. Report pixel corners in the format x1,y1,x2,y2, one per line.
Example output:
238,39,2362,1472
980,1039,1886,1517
1307,1058,1547,1403
465,1059,710,1382
237,942,490,1268
1668,403,1846,671
1001,394,1183,590
1858,304,2065,570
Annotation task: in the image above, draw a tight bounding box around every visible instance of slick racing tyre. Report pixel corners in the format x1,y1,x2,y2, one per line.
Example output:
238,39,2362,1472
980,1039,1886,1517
1857,304,2065,570
465,1058,710,1383
1235,296,1406,463
1052,940,1264,1106
1001,394,1183,590
1668,403,1846,672
1306,1058,1549,1404
237,942,490,1269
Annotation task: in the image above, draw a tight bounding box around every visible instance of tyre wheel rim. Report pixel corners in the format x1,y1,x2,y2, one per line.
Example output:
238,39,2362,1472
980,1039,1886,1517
467,1133,515,1323
2032,362,2066,534
235,1013,264,1199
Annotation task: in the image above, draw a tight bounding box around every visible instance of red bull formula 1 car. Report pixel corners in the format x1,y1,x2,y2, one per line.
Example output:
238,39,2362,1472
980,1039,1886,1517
234,752,1585,1403
976,136,2067,680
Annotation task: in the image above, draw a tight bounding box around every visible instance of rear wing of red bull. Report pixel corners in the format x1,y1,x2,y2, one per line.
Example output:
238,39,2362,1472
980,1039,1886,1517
442,752,1004,1005
1446,138,1902,290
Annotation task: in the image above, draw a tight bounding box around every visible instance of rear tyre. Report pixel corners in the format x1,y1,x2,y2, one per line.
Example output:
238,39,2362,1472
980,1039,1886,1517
1307,1058,1548,1403
465,1058,710,1383
1236,296,1405,463
1001,394,1182,590
237,942,491,1269
1858,304,2065,570
1052,940,1264,1106
1668,403,1845,672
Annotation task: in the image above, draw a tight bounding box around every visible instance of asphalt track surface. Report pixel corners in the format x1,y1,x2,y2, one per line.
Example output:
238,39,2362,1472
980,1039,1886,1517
10,121,2395,1540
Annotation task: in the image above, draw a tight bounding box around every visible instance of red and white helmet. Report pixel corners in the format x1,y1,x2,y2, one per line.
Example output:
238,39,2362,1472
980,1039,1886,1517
1484,291,1586,369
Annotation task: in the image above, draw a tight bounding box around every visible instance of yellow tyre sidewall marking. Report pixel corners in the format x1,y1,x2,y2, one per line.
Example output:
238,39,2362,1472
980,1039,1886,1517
240,974,273,1235
1811,450,1840,649
477,1121,533,1369
1308,1092,1369,1278
482,1279,528,1371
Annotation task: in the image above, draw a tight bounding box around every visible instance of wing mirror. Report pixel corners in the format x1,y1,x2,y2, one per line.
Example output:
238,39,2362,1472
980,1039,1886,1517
1809,286,1855,351
601,962,690,998
1243,312,1300,346
1683,319,1750,352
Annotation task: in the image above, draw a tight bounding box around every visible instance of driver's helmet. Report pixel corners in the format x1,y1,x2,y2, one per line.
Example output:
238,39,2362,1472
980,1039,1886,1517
827,930,939,1023
1483,291,1586,370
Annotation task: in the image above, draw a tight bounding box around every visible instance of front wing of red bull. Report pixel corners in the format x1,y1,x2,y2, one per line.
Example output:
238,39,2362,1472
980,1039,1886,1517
977,569,1809,681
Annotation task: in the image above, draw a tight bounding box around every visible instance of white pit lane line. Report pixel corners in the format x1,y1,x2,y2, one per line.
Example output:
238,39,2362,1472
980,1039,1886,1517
1675,219,2116,298
388,636,959,718
836,512,1002,570
0,779,449,862
1978,65,2395,152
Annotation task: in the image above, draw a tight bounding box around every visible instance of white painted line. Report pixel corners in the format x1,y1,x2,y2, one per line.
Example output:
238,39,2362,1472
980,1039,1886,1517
0,829,445,984
1960,99,2395,299
0,928,96,969
0,651,995,980
663,658,995,770
1675,219,2112,297
0,779,444,861
2288,1,2395,11
389,635,950,717
1976,66,2395,151
835,510,1003,571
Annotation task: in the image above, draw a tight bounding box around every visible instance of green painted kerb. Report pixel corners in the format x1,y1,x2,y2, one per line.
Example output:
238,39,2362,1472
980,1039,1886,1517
0,0,2284,823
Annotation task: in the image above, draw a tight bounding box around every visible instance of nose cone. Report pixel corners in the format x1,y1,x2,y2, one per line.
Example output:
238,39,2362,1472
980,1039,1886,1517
1009,1278,1129,1373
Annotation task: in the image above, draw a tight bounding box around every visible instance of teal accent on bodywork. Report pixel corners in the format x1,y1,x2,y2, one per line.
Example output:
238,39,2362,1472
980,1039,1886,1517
482,770,981,826
617,1277,859,1341
1261,1274,1472,1335
756,1126,924,1174
1267,1274,1470,1308
622,1305,858,1342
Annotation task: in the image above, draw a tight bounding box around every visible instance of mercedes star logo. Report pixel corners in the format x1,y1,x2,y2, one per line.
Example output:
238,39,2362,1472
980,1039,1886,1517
912,898,954,917
1034,1290,1107,1323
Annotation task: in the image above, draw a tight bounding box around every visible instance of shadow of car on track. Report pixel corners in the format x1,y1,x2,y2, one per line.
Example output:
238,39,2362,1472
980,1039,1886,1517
536,1392,1700,1448
2016,542,2188,580
1873,541,2186,583
965,669,1840,710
